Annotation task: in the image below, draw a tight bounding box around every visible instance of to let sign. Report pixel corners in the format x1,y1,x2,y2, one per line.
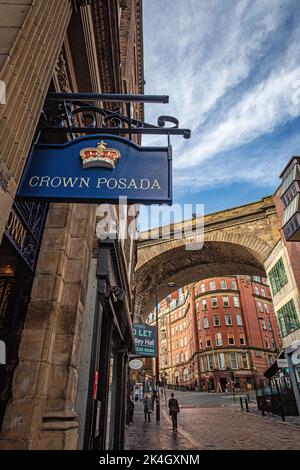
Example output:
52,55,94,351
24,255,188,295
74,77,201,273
132,323,158,357
17,135,172,205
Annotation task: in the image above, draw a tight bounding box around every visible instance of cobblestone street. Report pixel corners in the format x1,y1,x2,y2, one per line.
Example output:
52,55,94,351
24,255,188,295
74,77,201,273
125,391,300,450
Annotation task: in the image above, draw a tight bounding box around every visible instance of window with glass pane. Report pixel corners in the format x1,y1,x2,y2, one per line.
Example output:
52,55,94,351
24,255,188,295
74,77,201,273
261,288,265,297
223,296,230,307
218,353,226,369
240,336,245,345
197,319,201,330
201,283,205,293
216,333,222,346
264,303,269,313
211,297,218,308
258,301,263,312
233,296,240,307
204,317,209,328
208,354,214,370
225,314,232,326
206,338,211,347
231,279,237,290
268,258,288,295
202,299,207,310
209,281,216,290
236,314,243,326
242,353,248,368
228,336,235,345
277,299,300,336
255,286,259,295
230,352,238,369
213,315,220,326
265,337,270,349
221,280,227,289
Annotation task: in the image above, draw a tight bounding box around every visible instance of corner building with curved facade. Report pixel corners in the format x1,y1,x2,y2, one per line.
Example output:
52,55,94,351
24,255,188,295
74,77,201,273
149,275,281,392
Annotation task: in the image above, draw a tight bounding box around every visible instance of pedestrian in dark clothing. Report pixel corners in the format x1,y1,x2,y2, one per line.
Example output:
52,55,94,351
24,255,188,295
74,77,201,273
127,397,135,425
143,394,151,423
151,389,157,411
168,392,180,430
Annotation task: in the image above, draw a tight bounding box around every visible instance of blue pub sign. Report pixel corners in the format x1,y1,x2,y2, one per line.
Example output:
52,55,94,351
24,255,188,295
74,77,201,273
17,135,172,205
132,323,158,357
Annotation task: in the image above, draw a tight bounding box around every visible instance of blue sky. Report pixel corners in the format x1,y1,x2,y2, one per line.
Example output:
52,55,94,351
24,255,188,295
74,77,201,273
140,0,300,225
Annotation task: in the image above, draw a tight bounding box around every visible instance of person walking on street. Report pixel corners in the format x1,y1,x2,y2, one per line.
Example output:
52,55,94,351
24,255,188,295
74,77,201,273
143,394,151,423
168,392,180,431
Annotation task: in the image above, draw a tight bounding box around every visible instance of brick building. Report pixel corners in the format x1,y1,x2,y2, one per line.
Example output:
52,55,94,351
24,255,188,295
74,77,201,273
148,275,281,392
0,0,143,450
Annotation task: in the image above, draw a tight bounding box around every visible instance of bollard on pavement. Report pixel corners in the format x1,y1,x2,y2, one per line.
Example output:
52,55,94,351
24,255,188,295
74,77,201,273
245,398,249,413
240,397,244,409
247,393,250,403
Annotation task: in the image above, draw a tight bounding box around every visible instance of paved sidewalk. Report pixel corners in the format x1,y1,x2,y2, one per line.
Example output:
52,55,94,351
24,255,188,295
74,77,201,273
227,400,300,427
125,400,197,450
126,392,300,450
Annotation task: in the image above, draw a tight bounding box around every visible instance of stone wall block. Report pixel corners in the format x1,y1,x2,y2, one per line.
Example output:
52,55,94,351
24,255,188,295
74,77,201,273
52,334,74,366
39,227,69,252
25,301,56,330
36,249,66,276
46,205,70,229
30,273,62,302
46,365,69,400
61,258,85,283
18,328,48,362
66,237,87,260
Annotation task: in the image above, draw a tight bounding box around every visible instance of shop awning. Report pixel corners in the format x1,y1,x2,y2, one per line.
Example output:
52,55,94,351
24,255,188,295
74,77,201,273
263,349,286,379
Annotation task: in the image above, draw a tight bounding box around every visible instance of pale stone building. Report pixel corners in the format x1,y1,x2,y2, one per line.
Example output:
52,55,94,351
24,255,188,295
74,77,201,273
0,0,143,450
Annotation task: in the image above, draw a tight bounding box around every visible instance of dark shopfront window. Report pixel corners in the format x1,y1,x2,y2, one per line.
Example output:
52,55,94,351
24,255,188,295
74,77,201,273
0,198,48,431
0,240,34,431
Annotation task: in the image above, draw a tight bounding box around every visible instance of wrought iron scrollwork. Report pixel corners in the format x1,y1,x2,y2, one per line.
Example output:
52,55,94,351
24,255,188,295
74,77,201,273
38,93,191,139
5,200,48,272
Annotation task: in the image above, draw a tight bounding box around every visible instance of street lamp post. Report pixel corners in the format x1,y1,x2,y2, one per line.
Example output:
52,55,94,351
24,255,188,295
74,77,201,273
155,281,176,423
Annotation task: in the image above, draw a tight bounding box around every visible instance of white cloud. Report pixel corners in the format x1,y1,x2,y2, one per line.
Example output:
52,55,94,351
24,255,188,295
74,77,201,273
143,0,300,193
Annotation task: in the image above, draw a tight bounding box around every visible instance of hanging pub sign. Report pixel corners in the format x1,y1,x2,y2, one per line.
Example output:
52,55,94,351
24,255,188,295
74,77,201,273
17,135,172,205
132,323,158,357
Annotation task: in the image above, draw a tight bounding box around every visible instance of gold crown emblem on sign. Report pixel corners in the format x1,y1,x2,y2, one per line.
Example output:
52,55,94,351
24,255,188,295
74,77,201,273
80,141,121,170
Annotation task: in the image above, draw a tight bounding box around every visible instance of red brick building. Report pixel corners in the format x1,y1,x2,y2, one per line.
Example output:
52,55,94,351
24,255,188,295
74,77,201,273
148,275,281,392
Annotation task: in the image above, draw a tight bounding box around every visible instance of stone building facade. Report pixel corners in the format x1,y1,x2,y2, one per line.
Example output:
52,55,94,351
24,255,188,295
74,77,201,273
148,275,281,392
264,185,300,348
0,0,143,450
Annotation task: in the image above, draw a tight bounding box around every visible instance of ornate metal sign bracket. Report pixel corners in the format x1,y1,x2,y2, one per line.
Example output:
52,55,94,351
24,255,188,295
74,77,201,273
38,92,191,141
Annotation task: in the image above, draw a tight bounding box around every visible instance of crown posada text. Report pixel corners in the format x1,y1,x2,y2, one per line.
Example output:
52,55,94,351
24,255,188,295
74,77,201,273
28,176,162,190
